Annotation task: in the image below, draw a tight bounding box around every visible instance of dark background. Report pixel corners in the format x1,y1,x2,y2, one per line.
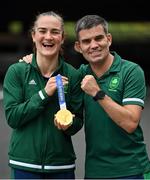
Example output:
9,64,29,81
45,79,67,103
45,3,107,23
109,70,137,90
1,1,150,32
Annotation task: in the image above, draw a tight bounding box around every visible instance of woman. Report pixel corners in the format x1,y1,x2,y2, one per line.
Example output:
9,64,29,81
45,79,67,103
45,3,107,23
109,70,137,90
3,11,83,179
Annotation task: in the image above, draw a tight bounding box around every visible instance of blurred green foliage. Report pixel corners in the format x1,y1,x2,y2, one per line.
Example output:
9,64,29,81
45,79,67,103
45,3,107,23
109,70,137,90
64,21,150,42
8,21,23,34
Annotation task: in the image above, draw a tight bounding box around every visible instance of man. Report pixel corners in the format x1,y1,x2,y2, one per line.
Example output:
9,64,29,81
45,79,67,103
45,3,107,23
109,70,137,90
20,14,150,179
74,15,150,179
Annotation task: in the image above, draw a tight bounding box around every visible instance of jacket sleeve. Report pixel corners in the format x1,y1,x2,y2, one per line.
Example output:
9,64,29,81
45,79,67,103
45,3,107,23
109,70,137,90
122,64,146,107
3,64,49,129
64,70,84,136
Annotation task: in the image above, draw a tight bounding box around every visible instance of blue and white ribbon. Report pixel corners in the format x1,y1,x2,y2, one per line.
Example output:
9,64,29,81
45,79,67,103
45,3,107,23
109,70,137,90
55,74,66,109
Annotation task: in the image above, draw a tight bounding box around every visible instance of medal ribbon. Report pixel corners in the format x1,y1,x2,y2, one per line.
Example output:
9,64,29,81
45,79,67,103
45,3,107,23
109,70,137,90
56,74,66,109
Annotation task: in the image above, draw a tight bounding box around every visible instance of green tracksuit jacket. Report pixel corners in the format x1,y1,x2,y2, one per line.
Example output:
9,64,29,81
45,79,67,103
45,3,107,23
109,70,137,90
3,55,83,173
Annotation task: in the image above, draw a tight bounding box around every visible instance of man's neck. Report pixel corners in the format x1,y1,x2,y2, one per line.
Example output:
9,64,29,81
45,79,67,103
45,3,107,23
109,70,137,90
90,54,114,78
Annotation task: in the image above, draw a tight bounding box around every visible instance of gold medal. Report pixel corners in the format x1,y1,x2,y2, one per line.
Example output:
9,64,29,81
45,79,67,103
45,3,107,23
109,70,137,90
55,74,73,126
55,109,73,126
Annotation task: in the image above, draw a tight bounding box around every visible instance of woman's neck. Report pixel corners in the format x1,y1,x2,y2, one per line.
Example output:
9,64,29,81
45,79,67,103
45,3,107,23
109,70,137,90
37,54,59,78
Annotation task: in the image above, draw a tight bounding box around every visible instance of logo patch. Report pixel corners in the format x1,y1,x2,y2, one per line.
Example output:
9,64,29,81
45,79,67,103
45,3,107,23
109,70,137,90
29,79,37,85
64,84,68,94
109,76,120,91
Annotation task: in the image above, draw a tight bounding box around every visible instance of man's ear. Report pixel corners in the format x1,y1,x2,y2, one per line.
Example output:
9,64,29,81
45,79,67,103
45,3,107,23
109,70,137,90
61,33,65,45
107,33,112,46
74,41,82,53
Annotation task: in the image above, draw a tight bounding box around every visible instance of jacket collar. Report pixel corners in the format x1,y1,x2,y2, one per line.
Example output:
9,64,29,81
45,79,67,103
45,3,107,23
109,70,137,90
31,54,64,76
87,51,123,79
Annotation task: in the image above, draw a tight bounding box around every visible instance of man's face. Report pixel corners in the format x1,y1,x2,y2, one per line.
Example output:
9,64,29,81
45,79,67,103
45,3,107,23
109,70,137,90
75,25,112,65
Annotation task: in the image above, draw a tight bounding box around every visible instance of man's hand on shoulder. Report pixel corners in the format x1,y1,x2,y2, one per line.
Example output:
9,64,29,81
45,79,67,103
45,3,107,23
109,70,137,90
19,54,33,64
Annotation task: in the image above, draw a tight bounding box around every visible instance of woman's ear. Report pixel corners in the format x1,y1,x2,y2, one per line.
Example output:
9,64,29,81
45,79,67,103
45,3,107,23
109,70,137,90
74,41,82,53
31,32,35,43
